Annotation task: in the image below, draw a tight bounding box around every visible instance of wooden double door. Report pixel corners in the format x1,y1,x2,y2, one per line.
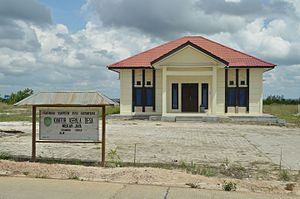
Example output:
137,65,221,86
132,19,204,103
181,83,198,112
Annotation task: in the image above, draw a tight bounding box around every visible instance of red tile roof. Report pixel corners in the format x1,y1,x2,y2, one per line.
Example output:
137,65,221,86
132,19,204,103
108,36,276,69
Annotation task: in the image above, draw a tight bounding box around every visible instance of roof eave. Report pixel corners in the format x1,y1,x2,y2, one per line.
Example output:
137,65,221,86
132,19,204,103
107,65,152,70
227,65,276,68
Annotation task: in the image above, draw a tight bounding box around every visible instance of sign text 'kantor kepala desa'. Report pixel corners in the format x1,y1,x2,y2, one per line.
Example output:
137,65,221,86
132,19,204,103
39,109,99,141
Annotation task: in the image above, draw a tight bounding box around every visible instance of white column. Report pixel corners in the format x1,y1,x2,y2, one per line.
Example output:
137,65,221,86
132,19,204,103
162,67,167,115
212,67,217,114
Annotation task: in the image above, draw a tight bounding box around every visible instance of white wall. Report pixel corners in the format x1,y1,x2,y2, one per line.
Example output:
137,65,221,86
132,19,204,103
155,69,162,114
249,68,264,114
216,68,225,114
119,69,132,115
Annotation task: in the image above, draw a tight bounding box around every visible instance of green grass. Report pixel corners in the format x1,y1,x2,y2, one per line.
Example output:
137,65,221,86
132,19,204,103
0,102,120,122
263,104,300,127
0,102,32,122
0,151,12,160
279,169,290,181
105,106,120,115
222,181,237,191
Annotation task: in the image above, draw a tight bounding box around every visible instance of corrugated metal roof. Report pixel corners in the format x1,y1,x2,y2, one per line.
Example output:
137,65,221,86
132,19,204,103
15,91,116,106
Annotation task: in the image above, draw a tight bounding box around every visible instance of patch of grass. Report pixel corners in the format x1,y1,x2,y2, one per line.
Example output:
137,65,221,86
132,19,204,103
220,163,248,179
98,106,120,118
279,169,290,181
0,102,120,122
278,115,300,126
0,114,32,122
222,181,237,191
105,106,120,115
185,163,216,177
180,161,188,168
199,167,216,177
107,148,122,167
0,151,12,160
0,102,11,110
263,104,300,126
0,102,32,122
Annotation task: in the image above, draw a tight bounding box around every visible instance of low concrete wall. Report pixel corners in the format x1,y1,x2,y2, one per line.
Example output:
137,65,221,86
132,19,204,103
110,114,284,126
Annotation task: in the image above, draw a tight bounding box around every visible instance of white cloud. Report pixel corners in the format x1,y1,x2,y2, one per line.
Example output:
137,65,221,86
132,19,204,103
225,0,240,2
1,0,300,99
0,18,157,97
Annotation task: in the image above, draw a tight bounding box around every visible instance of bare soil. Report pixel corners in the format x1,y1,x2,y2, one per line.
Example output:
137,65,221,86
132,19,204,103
0,160,299,196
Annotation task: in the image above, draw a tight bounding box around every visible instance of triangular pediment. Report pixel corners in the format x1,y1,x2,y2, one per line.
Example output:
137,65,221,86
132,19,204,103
153,45,222,67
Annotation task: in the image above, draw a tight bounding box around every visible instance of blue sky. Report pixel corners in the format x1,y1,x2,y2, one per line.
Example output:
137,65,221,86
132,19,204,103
39,0,86,32
0,0,300,99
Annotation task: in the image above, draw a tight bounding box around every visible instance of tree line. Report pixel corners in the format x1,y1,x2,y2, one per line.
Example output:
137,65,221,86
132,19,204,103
0,88,33,105
263,95,300,105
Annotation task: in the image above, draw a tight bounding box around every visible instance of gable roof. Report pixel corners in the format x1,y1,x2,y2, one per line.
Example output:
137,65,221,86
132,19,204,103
15,91,116,106
108,36,276,69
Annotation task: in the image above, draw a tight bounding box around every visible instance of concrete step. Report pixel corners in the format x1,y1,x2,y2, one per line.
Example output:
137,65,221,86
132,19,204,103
109,114,284,126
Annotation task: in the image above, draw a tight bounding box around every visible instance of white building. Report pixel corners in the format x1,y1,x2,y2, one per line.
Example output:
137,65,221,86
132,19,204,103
108,36,276,116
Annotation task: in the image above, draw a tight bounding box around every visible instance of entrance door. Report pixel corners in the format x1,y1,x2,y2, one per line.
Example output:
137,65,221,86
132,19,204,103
181,83,198,112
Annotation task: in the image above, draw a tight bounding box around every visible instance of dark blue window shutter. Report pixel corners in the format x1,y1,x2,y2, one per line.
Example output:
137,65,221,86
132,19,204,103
172,84,178,109
239,88,247,107
135,88,142,106
228,88,236,106
146,88,153,106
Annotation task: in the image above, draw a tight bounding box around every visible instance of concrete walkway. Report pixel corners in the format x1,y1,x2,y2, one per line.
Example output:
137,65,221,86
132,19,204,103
0,177,297,199
1,121,300,169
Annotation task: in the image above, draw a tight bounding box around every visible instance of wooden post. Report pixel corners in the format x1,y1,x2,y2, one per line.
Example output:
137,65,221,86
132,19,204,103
32,106,36,162
101,106,106,167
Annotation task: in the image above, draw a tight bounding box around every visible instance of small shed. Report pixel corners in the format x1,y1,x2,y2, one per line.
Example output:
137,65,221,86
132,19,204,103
15,91,115,166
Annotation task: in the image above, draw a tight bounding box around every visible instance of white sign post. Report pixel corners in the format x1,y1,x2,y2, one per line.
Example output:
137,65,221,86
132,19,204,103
39,109,99,141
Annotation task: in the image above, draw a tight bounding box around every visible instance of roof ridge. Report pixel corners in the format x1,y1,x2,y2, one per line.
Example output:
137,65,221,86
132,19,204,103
196,35,276,66
108,36,186,67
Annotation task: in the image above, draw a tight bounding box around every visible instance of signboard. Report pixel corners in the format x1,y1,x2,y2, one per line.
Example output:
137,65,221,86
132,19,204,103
39,109,99,141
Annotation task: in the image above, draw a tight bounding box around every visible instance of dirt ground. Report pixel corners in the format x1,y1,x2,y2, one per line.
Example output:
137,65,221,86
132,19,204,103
1,120,300,196
0,120,299,169
0,160,299,196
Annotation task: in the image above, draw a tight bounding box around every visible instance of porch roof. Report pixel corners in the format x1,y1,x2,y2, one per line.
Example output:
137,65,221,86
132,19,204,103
108,36,276,70
14,91,116,106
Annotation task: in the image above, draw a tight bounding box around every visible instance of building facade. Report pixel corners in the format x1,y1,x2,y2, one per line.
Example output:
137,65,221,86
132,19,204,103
108,36,276,116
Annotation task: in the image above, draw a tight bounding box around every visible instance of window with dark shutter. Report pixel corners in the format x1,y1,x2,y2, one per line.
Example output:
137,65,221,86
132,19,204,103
146,88,153,106
135,88,142,106
172,84,178,109
239,88,247,107
228,88,236,106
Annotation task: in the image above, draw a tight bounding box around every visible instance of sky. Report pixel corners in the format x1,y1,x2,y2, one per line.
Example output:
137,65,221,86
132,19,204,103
0,0,300,99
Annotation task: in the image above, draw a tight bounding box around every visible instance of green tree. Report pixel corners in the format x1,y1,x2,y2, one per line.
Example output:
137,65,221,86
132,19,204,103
264,95,300,105
7,88,33,104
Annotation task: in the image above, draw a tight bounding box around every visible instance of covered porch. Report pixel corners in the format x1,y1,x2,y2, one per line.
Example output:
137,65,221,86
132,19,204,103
161,66,219,116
